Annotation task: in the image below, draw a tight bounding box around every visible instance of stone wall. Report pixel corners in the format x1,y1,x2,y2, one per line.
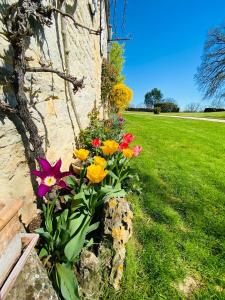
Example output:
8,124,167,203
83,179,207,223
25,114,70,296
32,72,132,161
0,0,109,224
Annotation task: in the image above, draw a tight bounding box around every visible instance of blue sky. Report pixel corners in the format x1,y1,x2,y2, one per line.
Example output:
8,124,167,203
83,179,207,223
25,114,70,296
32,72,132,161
111,0,225,110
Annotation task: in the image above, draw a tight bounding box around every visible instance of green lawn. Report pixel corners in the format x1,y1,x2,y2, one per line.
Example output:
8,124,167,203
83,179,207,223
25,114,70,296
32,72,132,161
104,113,225,299
126,111,225,120
166,111,225,120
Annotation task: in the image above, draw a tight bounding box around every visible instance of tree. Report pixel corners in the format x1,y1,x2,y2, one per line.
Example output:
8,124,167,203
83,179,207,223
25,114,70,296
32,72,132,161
109,42,125,82
196,24,225,100
210,98,225,108
185,102,201,112
163,97,177,104
144,88,163,108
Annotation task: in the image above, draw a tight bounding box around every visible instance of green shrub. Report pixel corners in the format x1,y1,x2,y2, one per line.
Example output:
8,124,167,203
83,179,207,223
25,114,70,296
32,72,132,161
79,109,124,149
101,59,118,105
204,107,225,112
154,102,179,112
154,107,161,114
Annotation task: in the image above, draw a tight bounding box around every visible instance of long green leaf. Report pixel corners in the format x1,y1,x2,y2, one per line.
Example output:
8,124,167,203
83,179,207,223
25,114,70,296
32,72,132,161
35,228,51,241
67,176,78,188
68,213,87,236
64,215,91,262
86,221,100,234
56,263,80,300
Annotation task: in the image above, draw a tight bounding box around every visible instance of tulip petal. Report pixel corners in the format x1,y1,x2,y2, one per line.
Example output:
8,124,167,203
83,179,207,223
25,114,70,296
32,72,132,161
57,180,69,189
31,170,43,178
38,184,51,197
53,159,62,175
38,158,52,172
60,171,71,178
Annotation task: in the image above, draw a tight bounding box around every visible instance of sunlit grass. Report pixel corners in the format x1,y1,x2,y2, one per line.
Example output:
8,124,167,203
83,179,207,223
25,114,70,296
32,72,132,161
125,111,225,120
104,113,225,299
165,111,225,119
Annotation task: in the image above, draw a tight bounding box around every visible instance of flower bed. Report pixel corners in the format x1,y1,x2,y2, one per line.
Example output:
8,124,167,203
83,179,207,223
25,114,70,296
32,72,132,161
32,112,142,300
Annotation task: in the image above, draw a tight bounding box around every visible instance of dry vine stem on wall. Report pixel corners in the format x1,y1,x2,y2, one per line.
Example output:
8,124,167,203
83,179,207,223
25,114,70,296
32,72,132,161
59,0,83,131
0,0,101,163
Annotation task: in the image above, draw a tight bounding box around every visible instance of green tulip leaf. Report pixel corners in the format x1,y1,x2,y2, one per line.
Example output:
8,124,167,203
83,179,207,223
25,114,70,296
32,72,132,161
56,263,80,300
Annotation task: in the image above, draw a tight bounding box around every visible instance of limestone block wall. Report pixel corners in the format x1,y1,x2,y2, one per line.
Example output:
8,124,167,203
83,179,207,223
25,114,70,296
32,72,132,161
0,0,109,224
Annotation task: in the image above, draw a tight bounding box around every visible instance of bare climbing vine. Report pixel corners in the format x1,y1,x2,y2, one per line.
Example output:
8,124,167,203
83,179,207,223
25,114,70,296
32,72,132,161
0,0,101,161
26,66,84,94
59,0,83,131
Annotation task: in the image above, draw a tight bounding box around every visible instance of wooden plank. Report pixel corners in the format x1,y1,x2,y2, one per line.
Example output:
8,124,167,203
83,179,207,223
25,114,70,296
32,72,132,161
0,199,23,231
0,233,39,300
0,235,21,288
0,215,21,255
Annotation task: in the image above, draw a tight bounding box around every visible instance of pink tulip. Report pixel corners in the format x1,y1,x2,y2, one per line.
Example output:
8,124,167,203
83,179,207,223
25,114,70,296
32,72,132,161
132,146,142,157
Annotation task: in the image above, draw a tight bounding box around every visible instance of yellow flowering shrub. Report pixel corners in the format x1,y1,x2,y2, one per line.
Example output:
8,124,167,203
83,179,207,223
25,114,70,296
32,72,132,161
122,148,133,158
74,149,89,161
94,156,107,168
109,83,133,112
101,140,119,155
86,164,108,183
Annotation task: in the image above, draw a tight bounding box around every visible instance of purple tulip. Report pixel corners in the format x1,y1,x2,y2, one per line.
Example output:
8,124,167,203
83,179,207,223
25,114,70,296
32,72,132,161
32,158,71,197
118,117,125,124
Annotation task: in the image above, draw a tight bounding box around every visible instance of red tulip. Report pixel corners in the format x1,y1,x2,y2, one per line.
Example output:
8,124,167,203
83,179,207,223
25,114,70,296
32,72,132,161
119,141,129,150
123,133,135,144
92,138,101,148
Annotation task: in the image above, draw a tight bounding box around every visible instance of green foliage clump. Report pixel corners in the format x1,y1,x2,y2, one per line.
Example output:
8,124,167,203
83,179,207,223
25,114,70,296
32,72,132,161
109,42,125,82
154,107,161,114
101,58,119,105
79,108,124,149
154,102,179,112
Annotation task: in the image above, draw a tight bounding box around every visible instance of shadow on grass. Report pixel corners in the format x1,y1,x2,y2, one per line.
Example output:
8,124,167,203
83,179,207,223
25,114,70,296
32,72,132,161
128,169,225,298
137,171,186,226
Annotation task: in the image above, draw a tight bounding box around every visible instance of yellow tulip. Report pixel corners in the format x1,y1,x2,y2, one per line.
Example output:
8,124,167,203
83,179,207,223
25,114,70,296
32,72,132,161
101,140,119,155
86,164,108,183
94,156,107,168
122,148,133,158
74,149,89,161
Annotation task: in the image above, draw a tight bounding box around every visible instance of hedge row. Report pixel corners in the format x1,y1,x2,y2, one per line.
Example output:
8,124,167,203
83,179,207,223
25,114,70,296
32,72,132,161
126,107,154,112
154,102,180,112
127,102,180,113
204,108,225,112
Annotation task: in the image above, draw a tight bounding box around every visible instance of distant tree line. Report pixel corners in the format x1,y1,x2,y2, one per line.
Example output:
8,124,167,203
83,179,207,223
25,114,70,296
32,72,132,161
144,88,179,112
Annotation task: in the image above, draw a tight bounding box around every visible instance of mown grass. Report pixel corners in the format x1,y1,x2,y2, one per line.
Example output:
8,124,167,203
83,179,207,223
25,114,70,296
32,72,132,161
165,111,225,119
126,111,225,120
104,113,225,299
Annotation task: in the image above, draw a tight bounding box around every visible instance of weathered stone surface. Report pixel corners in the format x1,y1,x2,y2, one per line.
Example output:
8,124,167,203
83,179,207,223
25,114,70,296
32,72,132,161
0,0,108,224
77,197,133,297
77,250,101,300
104,197,133,290
5,250,59,300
